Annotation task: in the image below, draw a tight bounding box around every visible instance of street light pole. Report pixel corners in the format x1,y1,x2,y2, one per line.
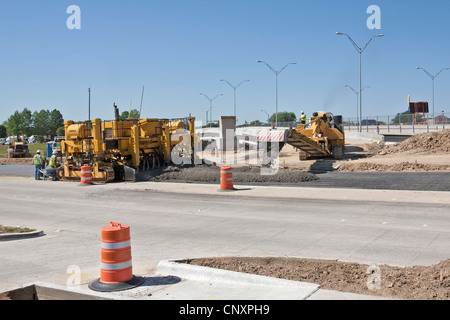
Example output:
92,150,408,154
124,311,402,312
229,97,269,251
220,79,250,122
261,110,270,122
200,93,223,126
257,61,296,128
345,85,370,126
416,67,449,124
88,87,91,120
336,32,384,132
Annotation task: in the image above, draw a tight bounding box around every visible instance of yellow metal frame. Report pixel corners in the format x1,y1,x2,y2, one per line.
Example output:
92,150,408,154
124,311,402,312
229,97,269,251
59,116,196,182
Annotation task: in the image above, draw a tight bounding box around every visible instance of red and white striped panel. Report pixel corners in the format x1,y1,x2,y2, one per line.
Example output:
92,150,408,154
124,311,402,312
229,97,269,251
257,130,289,142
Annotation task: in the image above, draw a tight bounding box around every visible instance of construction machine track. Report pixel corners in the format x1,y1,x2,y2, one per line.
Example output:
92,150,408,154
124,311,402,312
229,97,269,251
57,166,116,183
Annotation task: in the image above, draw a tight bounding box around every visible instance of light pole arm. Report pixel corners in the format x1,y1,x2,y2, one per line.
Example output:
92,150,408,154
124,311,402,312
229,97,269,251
221,80,236,90
236,80,250,89
345,85,358,95
258,61,278,74
342,33,362,53
417,67,434,80
435,68,450,79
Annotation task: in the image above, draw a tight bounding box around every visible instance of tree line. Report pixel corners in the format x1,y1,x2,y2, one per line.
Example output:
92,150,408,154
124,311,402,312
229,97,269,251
0,108,64,139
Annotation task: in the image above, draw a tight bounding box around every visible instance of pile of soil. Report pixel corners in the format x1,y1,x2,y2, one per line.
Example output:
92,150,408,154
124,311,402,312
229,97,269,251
338,161,450,172
378,130,450,155
144,165,318,184
187,257,450,300
0,157,32,165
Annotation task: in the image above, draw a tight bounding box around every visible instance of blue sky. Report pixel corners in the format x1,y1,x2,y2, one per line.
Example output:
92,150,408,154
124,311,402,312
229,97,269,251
1,0,449,125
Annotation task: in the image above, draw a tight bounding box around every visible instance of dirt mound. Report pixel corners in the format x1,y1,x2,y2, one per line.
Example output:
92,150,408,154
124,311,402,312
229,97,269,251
187,257,450,300
0,158,33,165
378,130,450,155
143,165,318,184
338,161,450,172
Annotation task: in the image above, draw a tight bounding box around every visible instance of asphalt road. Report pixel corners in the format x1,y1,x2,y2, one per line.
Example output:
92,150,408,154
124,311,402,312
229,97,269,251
0,177,449,292
1,164,449,191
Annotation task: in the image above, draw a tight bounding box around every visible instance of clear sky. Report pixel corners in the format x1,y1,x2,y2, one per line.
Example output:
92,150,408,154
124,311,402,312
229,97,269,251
1,0,449,125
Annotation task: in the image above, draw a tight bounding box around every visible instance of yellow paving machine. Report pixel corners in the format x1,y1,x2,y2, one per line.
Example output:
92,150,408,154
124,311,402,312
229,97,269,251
57,105,196,183
287,112,345,160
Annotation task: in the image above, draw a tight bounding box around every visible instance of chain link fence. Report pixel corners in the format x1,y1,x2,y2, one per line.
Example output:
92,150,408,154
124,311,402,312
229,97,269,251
343,113,450,134
210,113,450,135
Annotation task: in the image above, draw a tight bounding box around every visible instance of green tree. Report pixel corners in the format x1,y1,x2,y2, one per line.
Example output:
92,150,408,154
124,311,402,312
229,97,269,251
269,112,297,123
4,108,34,136
31,109,64,137
48,109,64,136
391,111,423,125
119,109,140,121
0,124,6,138
32,109,51,136
56,127,65,137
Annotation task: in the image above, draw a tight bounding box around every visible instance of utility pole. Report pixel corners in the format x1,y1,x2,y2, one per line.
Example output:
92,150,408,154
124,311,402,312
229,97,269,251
88,87,91,127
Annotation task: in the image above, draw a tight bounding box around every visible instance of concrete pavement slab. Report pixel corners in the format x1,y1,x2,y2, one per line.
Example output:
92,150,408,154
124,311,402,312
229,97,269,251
3,259,390,300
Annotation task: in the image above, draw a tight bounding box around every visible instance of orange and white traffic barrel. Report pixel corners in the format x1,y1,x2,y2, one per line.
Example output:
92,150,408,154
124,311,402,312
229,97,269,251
89,222,143,292
80,165,93,185
219,166,236,191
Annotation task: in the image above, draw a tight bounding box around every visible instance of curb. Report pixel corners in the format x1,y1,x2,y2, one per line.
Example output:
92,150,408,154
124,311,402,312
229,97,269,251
0,230,44,241
156,259,321,299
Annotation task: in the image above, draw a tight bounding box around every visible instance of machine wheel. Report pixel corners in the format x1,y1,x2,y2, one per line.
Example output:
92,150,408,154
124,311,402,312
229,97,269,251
56,167,65,180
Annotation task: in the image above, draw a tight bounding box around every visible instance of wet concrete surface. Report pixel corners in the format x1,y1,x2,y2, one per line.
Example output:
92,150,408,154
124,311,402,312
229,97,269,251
1,164,449,191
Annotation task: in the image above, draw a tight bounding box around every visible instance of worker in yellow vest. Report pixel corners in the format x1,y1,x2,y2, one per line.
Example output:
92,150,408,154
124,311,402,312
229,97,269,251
49,150,58,168
300,111,307,124
33,150,44,180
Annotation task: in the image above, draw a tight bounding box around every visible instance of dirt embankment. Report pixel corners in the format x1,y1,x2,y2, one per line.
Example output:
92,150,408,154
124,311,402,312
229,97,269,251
379,130,450,155
0,157,33,165
338,130,450,172
339,161,450,172
188,257,450,300
142,165,318,184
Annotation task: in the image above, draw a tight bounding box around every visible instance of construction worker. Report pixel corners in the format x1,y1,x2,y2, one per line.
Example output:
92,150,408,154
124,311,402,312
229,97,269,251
300,111,307,124
33,150,44,180
49,150,58,168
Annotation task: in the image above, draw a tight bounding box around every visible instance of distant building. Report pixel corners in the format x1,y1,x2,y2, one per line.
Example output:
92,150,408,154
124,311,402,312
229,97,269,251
434,115,449,124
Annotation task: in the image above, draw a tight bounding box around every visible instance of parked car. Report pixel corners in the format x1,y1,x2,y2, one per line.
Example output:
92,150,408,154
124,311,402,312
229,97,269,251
0,138,5,145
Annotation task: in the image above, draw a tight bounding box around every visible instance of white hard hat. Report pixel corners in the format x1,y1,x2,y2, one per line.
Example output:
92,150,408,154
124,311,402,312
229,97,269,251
301,111,305,113
36,150,41,154
53,150,58,154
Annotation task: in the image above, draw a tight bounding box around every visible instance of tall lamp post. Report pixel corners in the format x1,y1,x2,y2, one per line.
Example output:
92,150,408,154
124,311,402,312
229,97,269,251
220,79,250,122
200,93,223,126
336,32,384,132
416,67,449,124
88,87,91,119
257,60,296,128
345,85,370,126
261,110,270,122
